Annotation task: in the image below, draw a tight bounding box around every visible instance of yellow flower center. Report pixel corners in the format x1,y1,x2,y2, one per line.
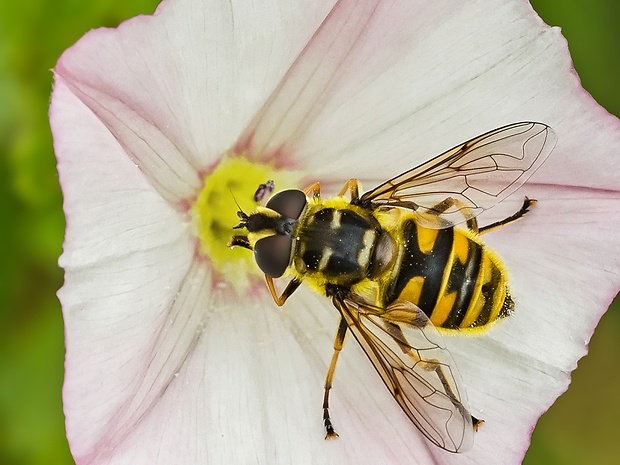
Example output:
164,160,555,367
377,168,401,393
191,154,301,289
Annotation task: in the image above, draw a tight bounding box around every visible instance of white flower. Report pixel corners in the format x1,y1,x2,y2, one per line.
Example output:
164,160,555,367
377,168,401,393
50,0,620,464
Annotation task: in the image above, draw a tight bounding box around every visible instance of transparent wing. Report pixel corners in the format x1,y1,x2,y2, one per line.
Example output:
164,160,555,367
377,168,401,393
332,296,477,452
359,122,556,227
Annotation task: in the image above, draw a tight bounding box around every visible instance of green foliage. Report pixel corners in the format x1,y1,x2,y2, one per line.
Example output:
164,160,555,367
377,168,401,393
0,0,616,464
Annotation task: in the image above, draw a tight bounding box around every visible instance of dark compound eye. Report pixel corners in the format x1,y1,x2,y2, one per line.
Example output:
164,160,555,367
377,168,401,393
266,189,307,219
254,235,293,278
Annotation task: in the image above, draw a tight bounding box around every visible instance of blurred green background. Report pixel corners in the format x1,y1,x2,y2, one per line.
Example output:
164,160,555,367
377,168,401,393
0,0,617,464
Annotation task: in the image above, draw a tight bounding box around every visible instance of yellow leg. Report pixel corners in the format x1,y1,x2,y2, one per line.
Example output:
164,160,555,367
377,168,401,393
323,317,348,439
265,275,302,306
383,318,483,431
337,178,361,200
303,178,361,201
479,197,536,235
428,197,478,233
303,182,321,199
429,196,537,235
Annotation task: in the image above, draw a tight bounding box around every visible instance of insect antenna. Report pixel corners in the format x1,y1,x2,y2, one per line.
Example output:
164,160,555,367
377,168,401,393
230,191,249,229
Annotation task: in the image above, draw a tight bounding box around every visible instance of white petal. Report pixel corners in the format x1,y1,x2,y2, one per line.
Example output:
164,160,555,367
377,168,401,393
52,79,191,268
53,1,620,464
61,275,437,465
239,0,614,191
54,0,336,203
51,74,197,460
437,185,620,464
261,188,620,465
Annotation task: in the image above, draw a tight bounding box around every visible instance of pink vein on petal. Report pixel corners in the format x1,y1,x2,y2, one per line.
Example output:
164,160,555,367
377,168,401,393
236,0,381,164
53,66,201,207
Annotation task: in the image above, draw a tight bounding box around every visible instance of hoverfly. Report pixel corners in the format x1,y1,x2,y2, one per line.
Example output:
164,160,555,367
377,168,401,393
229,122,556,452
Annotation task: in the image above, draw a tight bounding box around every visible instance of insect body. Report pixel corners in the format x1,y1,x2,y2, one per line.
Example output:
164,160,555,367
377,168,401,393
230,122,556,452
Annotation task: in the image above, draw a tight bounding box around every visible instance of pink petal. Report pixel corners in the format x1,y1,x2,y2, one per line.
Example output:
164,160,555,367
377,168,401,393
52,78,192,268
436,186,620,464
52,76,198,460
236,0,620,461
52,0,620,464
239,0,617,192
54,0,337,205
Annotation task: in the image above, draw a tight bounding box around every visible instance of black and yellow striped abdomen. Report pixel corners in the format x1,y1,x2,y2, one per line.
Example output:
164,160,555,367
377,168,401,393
385,220,513,331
